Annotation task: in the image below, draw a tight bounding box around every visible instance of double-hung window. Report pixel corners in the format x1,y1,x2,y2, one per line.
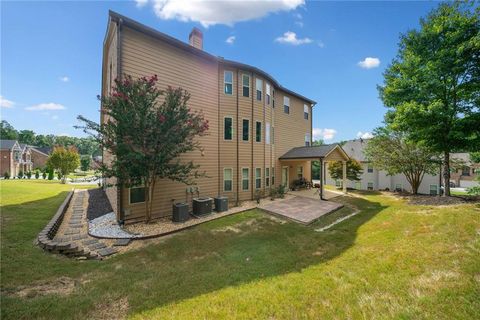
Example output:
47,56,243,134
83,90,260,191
256,78,263,101
367,163,373,173
265,168,270,187
305,134,310,146
255,168,262,189
242,74,250,97
224,71,233,95
242,119,249,141
256,121,262,142
224,168,233,191
284,96,290,114
297,166,303,179
304,104,309,120
242,168,249,191
224,117,233,140
266,83,271,105
130,186,147,204
266,122,271,145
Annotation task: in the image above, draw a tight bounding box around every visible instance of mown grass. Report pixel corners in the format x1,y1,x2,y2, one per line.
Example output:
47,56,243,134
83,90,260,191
1,180,479,319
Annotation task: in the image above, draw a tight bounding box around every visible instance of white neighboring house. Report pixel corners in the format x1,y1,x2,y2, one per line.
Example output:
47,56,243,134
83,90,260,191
324,139,479,195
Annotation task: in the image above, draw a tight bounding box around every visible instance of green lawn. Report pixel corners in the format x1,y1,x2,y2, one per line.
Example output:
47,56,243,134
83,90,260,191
1,180,479,319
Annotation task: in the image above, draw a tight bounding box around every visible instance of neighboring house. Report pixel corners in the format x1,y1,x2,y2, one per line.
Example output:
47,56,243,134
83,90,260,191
449,153,480,188
1,140,51,177
102,11,349,223
325,139,479,194
0,140,32,176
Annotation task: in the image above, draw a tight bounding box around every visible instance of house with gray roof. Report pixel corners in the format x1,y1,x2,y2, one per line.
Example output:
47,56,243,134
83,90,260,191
1,140,50,177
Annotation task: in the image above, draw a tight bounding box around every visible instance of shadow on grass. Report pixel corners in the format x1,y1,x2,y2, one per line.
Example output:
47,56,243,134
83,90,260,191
1,191,387,319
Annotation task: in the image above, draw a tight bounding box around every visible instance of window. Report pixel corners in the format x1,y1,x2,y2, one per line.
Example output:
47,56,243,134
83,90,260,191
272,89,275,108
224,71,233,95
255,168,262,189
242,74,250,97
266,83,271,105
271,167,275,185
130,187,147,204
242,119,249,141
335,180,343,188
265,168,270,187
367,163,373,173
395,184,402,192
256,78,263,101
430,184,438,196
367,182,374,190
256,121,262,142
305,134,310,147
242,168,249,191
462,166,470,176
266,122,271,144
224,117,233,140
304,104,309,120
283,96,290,114
224,168,233,191
297,166,303,179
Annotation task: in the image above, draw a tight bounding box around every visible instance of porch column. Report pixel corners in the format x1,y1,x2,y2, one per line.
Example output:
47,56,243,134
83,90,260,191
342,160,347,194
319,158,324,200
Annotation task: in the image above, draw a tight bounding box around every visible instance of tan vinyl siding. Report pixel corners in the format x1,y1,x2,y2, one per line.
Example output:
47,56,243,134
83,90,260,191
120,26,219,221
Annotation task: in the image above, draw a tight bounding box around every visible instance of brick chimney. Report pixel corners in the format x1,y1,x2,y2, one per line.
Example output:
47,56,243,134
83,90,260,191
189,27,203,50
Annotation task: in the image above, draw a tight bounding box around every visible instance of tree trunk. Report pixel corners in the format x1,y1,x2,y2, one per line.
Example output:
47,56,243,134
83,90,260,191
145,179,156,223
438,163,442,197
443,151,450,197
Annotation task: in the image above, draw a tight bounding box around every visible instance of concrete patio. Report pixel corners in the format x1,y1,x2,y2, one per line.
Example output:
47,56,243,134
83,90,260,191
260,190,344,224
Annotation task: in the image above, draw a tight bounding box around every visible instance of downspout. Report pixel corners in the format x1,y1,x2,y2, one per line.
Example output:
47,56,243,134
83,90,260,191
117,18,124,223
218,64,221,196
319,157,324,200
236,69,240,205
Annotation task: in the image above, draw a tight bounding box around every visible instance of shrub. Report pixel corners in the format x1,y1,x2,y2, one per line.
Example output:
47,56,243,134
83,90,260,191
3,171,10,179
269,187,277,200
467,186,480,196
276,185,286,199
48,169,54,180
17,170,24,179
26,171,32,179
35,170,40,179
42,172,47,179
254,190,264,204
57,172,62,181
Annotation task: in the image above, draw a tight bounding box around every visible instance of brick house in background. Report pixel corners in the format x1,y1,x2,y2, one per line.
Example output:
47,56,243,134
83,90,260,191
0,140,50,177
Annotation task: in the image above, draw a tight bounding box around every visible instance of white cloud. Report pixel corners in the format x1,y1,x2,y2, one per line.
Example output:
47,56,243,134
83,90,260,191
25,103,66,111
152,0,304,27
313,128,337,141
59,76,69,82
135,0,148,8
275,31,312,45
294,21,304,28
317,40,325,48
356,131,374,139
52,115,59,120
358,57,380,69
226,35,236,44
0,96,14,108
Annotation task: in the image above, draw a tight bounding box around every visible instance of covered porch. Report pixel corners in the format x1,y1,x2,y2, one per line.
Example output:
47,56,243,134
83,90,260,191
278,144,350,200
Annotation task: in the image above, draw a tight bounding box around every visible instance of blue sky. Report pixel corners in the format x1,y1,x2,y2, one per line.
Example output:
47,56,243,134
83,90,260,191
1,0,439,142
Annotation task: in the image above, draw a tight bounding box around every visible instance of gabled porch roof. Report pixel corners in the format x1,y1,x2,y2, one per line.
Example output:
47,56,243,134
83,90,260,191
279,144,349,161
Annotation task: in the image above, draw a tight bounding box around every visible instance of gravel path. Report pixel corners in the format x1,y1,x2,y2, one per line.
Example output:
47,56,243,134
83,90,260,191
87,188,113,220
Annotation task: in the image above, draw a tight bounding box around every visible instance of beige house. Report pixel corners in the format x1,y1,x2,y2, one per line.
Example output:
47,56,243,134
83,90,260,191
102,11,349,223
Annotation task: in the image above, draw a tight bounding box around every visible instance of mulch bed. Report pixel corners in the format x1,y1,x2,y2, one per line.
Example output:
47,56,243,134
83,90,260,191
87,188,113,220
403,195,469,206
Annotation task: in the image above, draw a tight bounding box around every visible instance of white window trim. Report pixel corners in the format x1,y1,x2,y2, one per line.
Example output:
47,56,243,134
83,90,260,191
367,163,374,173
283,96,290,114
367,182,374,190
255,167,262,189
304,104,309,120
305,133,311,146
129,186,147,205
265,167,270,187
266,83,271,104
242,167,250,191
242,74,250,98
395,183,403,191
242,118,250,142
429,184,438,195
223,116,234,141
224,70,233,95
266,122,271,145
297,166,304,179
223,167,233,192
256,78,263,101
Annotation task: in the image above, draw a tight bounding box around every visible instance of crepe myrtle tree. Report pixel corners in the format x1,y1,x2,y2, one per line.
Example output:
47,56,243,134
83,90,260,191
76,75,209,223
364,129,438,194
46,146,81,184
379,1,480,196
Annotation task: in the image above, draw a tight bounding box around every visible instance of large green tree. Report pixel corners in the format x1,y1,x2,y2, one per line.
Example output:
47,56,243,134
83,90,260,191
364,130,439,194
327,159,363,182
77,75,209,223
379,1,480,196
46,146,81,183
1,120,18,140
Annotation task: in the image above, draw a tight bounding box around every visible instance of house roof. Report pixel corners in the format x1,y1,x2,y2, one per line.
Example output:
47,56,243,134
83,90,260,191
279,144,347,160
0,140,20,151
341,139,370,162
31,146,52,156
108,10,316,106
